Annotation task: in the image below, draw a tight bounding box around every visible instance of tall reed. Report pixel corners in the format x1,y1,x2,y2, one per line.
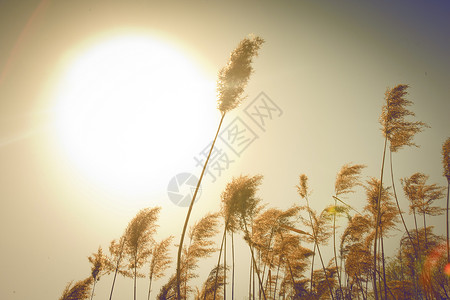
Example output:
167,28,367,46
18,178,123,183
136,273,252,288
176,35,264,300
442,138,450,262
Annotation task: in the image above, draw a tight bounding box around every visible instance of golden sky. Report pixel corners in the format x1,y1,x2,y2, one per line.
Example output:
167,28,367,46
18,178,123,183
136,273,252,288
0,0,449,299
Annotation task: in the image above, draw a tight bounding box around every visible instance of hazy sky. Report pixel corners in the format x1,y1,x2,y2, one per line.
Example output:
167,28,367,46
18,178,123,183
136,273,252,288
1,1,449,299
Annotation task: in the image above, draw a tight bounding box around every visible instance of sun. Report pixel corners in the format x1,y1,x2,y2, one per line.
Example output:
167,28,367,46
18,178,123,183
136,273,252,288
52,33,216,197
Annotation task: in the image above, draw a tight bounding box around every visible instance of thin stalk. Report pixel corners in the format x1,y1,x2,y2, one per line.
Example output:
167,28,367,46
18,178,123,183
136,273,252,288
273,258,281,299
373,135,388,300
423,211,428,250
90,279,97,300
109,238,126,300
447,182,450,263
333,196,362,215
134,255,138,300
212,226,226,300
413,208,420,254
355,274,367,300
176,113,226,300
315,241,333,300
310,242,316,294
279,231,298,295
231,231,235,300
305,197,335,300
224,230,227,300
381,227,388,300
147,276,153,300
249,257,252,300
389,150,418,256
243,221,267,300
333,197,344,297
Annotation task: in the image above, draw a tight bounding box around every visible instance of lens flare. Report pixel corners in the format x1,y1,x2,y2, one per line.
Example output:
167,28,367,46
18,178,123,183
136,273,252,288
444,263,450,277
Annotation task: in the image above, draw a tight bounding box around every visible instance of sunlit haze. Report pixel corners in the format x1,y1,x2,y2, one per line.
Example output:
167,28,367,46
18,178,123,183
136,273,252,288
0,1,449,299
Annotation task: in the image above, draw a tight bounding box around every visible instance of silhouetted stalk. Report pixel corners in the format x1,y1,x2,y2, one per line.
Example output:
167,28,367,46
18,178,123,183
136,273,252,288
310,243,316,294
147,277,153,300
389,150,417,256
422,211,428,250
279,231,298,295
412,208,420,254
333,196,362,215
176,113,226,300
377,237,382,299
305,198,335,300
355,274,367,300
249,258,252,300
90,280,96,300
339,244,345,293
231,231,235,300
260,229,276,292
445,138,450,264
212,221,227,300
224,231,227,300
333,198,344,297
447,183,450,263
273,259,281,299
243,221,267,300
373,135,388,300
133,255,138,300
109,238,126,300
380,227,388,300
315,240,333,300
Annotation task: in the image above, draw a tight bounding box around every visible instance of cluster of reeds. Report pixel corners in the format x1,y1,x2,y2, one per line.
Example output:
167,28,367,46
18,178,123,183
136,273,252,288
59,36,450,299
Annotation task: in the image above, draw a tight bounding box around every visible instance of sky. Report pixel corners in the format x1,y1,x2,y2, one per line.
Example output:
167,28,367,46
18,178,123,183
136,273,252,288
0,0,449,299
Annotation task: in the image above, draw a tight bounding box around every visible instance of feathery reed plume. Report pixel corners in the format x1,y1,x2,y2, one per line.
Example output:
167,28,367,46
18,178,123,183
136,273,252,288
148,236,174,300
184,212,220,299
297,174,309,199
198,266,226,300
176,35,264,300
124,207,161,300
59,277,93,300
217,35,264,113
443,138,450,263
401,173,445,251
380,84,428,152
221,174,267,299
335,164,366,196
88,246,107,300
443,138,450,183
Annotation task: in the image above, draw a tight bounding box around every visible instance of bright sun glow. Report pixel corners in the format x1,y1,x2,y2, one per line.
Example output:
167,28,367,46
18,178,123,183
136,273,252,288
52,34,216,197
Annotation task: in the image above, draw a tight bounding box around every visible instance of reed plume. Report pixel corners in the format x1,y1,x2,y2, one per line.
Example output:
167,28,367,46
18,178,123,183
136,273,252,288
124,207,161,300
380,84,428,152
335,164,366,196
148,236,174,300
59,277,93,300
198,266,226,300
217,35,264,113
401,173,445,251
88,246,107,300
443,138,450,183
